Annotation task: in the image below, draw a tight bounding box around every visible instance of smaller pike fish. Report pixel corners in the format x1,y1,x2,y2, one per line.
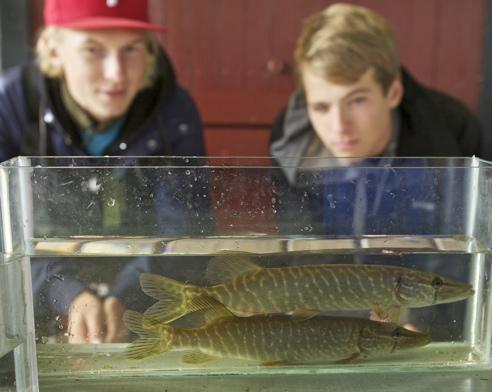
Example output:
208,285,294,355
124,309,431,365
139,256,474,323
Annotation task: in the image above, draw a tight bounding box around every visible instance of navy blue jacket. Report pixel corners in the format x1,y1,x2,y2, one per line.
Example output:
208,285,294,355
0,52,208,319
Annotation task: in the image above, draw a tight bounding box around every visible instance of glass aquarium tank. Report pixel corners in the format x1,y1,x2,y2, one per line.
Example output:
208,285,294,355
0,156,491,391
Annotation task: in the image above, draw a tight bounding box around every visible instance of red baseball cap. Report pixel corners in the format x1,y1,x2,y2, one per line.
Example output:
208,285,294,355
44,0,167,32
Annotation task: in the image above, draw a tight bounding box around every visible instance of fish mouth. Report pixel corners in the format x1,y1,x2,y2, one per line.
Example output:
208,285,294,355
435,284,475,304
395,331,432,351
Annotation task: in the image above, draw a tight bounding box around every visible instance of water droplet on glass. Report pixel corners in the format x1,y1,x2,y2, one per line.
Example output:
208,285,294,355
326,194,336,209
185,170,191,175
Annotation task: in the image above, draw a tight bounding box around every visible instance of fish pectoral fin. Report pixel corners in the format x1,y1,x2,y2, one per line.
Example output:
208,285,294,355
126,337,162,360
260,359,290,366
335,352,361,364
206,254,262,284
291,309,320,322
370,304,401,323
182,351,219,364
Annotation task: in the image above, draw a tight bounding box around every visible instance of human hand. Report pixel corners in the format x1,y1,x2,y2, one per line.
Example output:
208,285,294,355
103,296,128,343
67,291,128,343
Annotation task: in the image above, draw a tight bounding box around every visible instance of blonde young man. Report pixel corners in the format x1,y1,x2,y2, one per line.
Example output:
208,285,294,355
0,0,207,343
269,2,488,235
269,4,482,336
270,3,487,184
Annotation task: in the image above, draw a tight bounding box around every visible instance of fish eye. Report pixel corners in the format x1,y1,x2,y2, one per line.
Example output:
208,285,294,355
392,327,403,339
431,277,443,288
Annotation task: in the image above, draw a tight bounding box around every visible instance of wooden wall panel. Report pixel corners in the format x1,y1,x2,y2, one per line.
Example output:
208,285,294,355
204,127,271,156
433,0,486,109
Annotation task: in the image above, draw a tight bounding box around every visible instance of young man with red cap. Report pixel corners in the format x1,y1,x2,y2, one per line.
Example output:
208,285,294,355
0,0,207,344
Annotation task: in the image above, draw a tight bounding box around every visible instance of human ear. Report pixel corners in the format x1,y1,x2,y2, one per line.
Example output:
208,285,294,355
47,43,63,69
42,32,64,74
386,78,404,109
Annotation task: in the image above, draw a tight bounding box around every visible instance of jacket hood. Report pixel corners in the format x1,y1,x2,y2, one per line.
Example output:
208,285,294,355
270,90,335,185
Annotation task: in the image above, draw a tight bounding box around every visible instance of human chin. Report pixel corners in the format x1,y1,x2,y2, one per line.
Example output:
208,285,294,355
329,140,360,157
337,156,364,165
98,95,131,115
329,144,366,164
89,104,126,123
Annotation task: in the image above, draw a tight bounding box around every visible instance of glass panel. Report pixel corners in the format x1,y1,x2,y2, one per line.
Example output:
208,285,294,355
0,255,38,391
1,156,491,388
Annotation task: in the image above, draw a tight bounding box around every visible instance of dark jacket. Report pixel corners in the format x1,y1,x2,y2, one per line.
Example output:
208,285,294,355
0,51,208,318
268,69,482,236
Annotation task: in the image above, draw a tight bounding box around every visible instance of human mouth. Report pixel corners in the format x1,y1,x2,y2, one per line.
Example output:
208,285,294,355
101,89,126,100
334,139,358,152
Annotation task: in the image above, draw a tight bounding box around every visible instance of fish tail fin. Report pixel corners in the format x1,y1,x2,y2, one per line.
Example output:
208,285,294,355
140,273,210,323
124,310,173,360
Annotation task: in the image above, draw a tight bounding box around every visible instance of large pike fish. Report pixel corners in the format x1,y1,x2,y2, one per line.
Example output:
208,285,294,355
140,256,474,323
124,309,431,365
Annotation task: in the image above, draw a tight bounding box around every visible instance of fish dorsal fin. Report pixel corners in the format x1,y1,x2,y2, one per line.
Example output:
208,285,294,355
370,304,401,324
206,254,262,284
182,350,219,364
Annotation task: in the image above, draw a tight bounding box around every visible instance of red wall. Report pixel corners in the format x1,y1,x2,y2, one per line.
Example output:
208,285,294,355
30,0,487,156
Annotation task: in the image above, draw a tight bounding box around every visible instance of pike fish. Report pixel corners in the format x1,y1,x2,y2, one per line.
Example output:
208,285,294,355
124,309,431,365
139,256,474,323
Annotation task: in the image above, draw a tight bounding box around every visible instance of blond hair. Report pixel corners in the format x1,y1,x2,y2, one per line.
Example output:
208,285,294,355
35,27,159,89
294,3,400,92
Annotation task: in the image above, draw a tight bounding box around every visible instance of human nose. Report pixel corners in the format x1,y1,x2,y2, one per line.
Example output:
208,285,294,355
103,53,124,83
328,105,350,135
